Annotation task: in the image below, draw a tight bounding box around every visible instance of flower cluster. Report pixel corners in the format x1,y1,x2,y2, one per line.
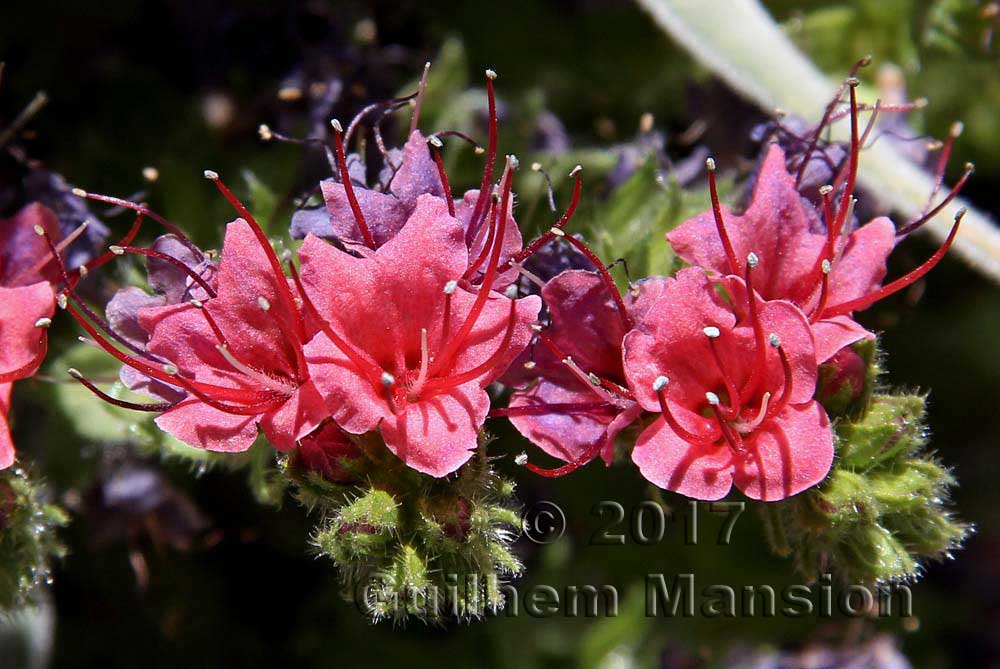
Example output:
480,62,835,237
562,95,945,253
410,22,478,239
509,78,965,502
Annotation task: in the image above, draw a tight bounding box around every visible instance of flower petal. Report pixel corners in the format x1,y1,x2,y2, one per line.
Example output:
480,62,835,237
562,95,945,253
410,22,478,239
154,398,259,453
0,383,14,470
0,282,55,377
259,379,331,452
379,381,488,477
733,401,834,501
0,203,62,287
632,418,734,501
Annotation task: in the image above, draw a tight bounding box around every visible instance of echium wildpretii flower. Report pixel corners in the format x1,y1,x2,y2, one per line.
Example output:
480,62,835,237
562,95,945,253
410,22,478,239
507,69,967,507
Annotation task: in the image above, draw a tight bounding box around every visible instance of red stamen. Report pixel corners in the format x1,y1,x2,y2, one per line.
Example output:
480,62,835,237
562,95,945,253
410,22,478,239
739,254,768,400
511,166,583,264
824,209,965,317
204,171,308,349
66,302,268,404
113,246,216,298
534,331,628,403
704,328,741,419
559,234,634,332
466,70,499,244
328,121,376,249
287,260,382,385
67,368,175,412
421,299,517,393
432,157,514,377
831,80,861,240
524,437,606,478
923,121,962,217
708,398,744,452
809,260,832,324
794,55,871,188
171,375,287,416
764,337,794,421
409,61,431,136
895,163,974,237
36,228,156,360
464,195,499,281
706,158,740,276
654,379,720,446
428,137,456,217
70,189,202,258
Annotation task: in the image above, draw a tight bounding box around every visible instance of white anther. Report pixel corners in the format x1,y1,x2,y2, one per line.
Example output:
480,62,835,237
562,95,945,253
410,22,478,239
33,225,45,237
705,391,721,406
71,187,88,198
203,170,219,181
819,184,833,196
652,375,669,392
508,155,519,170
67,368,82,379
257,296,271,311
588,373,602,386
769,333,781,348
549,227,566,237
381,372,395,387
78,265,89,279
443,280,458,295
706,157,717,171
514,452,528,466
34,318,52,328
569,164,583,177
57,294,68,309
485,69,497,80
142,166,160,182
330,118,343,133
258,124,273,141
747,252,759,268
190,299,203,308
530,324,543,332
163,364,179,375
703,326,721,339
505,285,518,299
523,361,536,370
821,259,832,274
530,162,542,172
109,245,124,255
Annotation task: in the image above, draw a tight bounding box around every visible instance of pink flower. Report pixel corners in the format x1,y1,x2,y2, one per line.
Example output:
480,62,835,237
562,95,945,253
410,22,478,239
0,204,61,469
668,137,963,362
295,421,363,483
506,269,664,472
299,194,540,477
668,145,896,362
622,268,833,501
70,186,330,454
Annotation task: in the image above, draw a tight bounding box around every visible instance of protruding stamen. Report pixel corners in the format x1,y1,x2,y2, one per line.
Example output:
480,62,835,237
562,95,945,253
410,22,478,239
825,208,966,317
110,246,217,298
428,137,456,217
67,368,176,412
330,119,376,249
512,166,583,263
707,157,740,275
409,61,431,135
558,234,634,332
465,69,500,243
653,378,720,445
896,162,974,237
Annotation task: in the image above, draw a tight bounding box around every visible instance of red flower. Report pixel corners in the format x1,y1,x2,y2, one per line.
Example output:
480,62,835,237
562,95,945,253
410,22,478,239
667,145,897,362
622,268,833,501
0,204,61,469
299,194,540,477
506,270,664,472
70,197,329,453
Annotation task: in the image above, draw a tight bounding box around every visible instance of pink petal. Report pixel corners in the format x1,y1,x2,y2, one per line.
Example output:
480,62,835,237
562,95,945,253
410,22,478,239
0,282,55,377
388,130,445,205
319,179,408,249
508,380,620,463
0,383,14,470
733,401,834,501
828,217,896,307
0,203,62,287
154,398,259,453
258,379,331,452
623,268,736,411
631,418,735,501
542,270,629,378
668,145,825,303
302,332,387,436
812,315,874,363
379,381,488,477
